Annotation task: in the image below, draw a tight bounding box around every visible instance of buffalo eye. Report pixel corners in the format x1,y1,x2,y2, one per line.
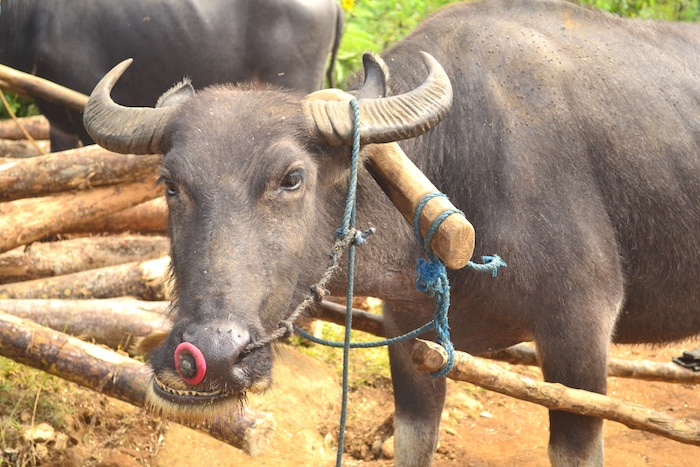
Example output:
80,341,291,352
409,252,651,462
278,169,303,192
157,176,178,197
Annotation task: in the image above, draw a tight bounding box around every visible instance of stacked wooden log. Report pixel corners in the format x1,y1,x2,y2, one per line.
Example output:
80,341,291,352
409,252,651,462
0,114,277,455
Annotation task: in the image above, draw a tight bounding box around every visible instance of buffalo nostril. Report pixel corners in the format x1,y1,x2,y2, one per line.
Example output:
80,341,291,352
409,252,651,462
178,353,196,377
174,342,207,385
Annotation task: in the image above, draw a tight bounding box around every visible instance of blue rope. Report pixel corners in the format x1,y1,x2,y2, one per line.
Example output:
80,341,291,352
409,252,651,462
412,192,456,377
467,254,507,277
300,99,506,465
333,98,362,467
293,320,436,348
412,193,507,375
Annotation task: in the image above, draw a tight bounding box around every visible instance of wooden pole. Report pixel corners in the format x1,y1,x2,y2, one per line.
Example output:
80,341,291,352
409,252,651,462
0,138,47,158
312,304,700,384
311,300,385,338
66,198,168,235
0,298,169,351
0,234,169,284
413,339,700,446
0,311,275,455
0,64,88,111
0,178,164,253
363,142,475,269
483,343,700,384
0,144,161,201
0,115,49,141
0,256,171,300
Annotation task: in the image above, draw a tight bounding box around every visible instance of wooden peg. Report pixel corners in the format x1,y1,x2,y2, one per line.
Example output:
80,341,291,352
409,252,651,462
363,142,475,269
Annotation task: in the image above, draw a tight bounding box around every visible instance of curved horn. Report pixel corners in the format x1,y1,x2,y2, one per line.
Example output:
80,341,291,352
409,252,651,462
83,59,175,154
302,51,453,146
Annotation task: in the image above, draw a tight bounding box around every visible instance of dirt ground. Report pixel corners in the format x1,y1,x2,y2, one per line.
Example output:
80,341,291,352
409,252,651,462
3,336,699,467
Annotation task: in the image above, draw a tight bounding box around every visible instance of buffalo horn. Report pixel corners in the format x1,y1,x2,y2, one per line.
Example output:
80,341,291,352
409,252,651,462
302,51,453,146
83,59,175,154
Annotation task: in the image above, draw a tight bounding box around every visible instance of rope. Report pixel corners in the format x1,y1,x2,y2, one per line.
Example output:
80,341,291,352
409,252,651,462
412,192,455,377
293,319,436,348
467,254,507,277
334,98,362,467
245,97,506,465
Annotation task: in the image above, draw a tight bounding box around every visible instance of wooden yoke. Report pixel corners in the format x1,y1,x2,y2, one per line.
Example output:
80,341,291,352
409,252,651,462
363,142,475,269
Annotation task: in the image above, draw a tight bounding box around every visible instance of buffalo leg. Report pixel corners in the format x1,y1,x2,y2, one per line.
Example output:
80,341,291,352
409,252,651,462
388,338,446,467
536,312,615,467
48,124,80,152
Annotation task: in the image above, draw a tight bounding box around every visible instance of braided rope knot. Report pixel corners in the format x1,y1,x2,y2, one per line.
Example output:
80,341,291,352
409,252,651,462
412,192,457,377
352,226,376,246
414,253,454,377
415,257,448,297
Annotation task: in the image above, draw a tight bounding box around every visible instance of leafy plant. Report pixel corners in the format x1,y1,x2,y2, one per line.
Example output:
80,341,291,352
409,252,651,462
334,0,698,87
335,0,458,86
580,0,699,20
0,91,39,120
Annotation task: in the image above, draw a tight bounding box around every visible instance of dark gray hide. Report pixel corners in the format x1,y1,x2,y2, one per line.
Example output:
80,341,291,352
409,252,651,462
0,0,343,151
82,0,700,465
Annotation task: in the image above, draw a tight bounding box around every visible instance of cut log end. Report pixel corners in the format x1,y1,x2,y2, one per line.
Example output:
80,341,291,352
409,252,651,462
412,338,449,373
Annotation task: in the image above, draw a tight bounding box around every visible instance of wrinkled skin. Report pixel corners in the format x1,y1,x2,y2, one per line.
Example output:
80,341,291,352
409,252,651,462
0,0,343,151
84,0,700,465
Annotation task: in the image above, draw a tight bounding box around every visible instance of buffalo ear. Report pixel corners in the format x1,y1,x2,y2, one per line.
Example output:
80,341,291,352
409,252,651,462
354,53,390,99
156,79,194,108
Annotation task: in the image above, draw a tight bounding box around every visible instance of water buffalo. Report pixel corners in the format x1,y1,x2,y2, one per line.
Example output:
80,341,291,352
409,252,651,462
0,0,343,151
82,0,700,465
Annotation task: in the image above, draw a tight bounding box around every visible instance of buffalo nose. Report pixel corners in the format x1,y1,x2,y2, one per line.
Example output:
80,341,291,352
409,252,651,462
175,323,251,386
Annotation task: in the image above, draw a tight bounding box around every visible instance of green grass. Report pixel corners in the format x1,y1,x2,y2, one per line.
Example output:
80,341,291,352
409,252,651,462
295,298,391,389
0,357,73,455
335,0,459,86
580,0,699,21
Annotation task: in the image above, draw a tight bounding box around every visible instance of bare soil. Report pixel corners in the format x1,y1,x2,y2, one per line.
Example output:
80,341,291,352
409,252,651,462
2,337,699,467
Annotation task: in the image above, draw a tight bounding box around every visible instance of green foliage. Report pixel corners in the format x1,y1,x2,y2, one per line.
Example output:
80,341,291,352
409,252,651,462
579,0,699,21
334,0,698,87
335,0,459,86
296,321,391,388
0,92,39,120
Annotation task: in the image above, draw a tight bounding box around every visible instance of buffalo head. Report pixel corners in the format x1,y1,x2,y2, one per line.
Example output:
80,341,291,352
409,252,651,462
83,53,452,424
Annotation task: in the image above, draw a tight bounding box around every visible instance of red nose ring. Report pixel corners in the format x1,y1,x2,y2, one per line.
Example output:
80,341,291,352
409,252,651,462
174,342,207,385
